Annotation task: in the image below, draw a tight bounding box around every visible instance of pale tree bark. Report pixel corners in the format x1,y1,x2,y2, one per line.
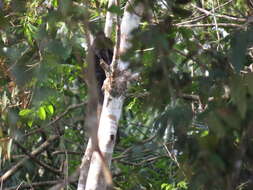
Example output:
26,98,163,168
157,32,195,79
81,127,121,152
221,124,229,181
77,1,116,189
80,1,145,190
77,6,103,190
104,0,116,38
77,139,92,190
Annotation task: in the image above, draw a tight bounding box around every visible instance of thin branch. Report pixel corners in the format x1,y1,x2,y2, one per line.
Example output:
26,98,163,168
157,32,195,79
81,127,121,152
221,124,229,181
163,143,181,169
111,0,121,73
118,156,166,166
180,93,201,102
49,166,80,190
23,101,86,137
175,23,244,28
176,15,208,25
0,135,60,182
13,140,62,175
52,151,83,156
211,1,221,43
191,3,246,22
176,0,243,26
11,150,83,160
5,180,60,190
113,135,157,160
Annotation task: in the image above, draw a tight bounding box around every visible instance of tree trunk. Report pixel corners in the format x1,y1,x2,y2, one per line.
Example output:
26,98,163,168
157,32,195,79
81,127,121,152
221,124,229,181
78,1,145,190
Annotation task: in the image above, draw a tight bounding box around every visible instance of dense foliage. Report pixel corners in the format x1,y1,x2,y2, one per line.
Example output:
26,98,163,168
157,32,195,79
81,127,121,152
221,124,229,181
1,0,253,189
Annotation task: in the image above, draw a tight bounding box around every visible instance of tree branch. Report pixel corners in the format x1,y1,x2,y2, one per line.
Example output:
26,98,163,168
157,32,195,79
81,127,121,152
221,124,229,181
5,180,61,190
104,0,116,37
0,135,60,182
191,4,246,22
13,140,62,175
175,23,244,28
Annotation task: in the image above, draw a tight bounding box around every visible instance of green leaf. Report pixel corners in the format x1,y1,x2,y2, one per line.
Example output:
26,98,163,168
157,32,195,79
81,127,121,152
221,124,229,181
52,0,58,8
27,120,33,127
19,109,32,117
161,183,174,190
47,105,54,115
177,181,188,189
38,107,46,120
161,183,167,189
200,130,209,137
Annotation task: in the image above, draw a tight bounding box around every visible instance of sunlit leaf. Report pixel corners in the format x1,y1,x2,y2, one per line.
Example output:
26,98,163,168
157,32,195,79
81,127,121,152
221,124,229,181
27,120,33,127
47,105,54,115
177,181,188,189
38,106,46,120
19,109,32,117
52,0,58,8
200,130,209,137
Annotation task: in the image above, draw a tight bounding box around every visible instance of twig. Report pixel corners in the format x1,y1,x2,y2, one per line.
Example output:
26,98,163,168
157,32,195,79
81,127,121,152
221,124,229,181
180,93,200,102
175,23,244,28
191,3,246,22
49,164,81,190
11,150,83,159
176,0,244,26
0,135,60,182
176,15,208,25
163,143,181,169
113,135,157,160
52,151,83,156
5,180,61,190
211,1,221,43
13,140,61,175
118,155,166,166
23,101,86,137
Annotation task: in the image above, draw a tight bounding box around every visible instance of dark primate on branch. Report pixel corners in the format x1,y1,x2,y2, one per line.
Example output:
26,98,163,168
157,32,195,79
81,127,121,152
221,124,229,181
91,32,113,104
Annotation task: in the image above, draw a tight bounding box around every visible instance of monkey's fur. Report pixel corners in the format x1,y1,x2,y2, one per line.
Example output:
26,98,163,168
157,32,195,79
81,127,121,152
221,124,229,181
91,32,113,104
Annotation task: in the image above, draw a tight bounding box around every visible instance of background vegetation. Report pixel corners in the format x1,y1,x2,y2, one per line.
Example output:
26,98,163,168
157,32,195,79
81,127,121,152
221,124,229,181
1,0,253,189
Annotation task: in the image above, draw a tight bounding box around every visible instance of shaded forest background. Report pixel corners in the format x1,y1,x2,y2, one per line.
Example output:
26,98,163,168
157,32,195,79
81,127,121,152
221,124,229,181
1,0,253,189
